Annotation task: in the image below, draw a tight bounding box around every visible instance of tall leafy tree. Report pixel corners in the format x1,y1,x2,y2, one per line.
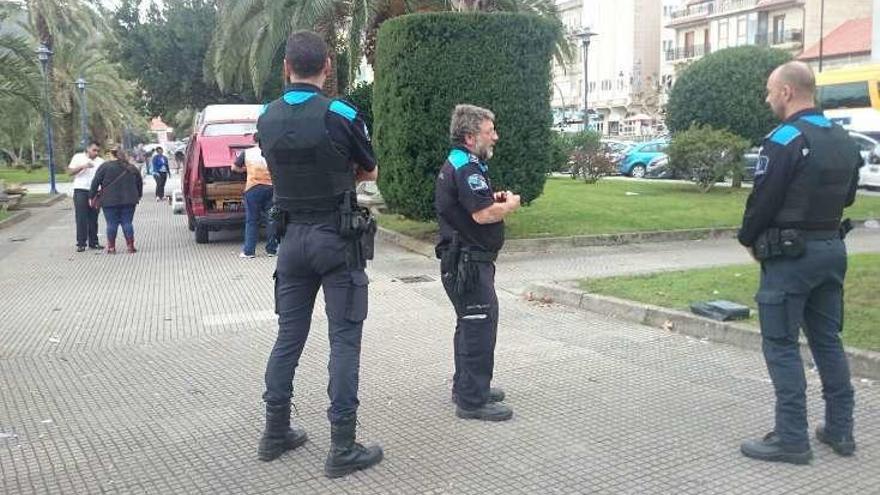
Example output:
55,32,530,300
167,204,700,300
109,0,233,118
210,0,567,99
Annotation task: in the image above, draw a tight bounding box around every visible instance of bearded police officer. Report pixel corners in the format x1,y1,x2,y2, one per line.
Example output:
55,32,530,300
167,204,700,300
256,31,382,478
739,61,863,465
435,104,521,422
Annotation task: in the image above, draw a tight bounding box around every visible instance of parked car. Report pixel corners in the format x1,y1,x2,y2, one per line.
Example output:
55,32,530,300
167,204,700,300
618,139,668,178
860,144,880,190
644,154,674,179
182,104,263,244
601,139,633,163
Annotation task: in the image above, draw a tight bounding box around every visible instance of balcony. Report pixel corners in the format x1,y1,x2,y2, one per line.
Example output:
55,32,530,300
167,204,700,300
668,0,800,28
665,44,712,62
756,29,804,48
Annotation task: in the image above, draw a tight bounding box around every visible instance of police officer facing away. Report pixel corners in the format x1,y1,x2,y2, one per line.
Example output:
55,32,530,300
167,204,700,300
256,31,382,478
738,61,863,465
435,104,521,422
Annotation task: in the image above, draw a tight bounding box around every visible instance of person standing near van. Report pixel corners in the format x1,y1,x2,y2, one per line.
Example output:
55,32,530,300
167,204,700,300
230,133,278,258
151,147,169,201
90,147,143,254
256,30,381,479
67,141,104,252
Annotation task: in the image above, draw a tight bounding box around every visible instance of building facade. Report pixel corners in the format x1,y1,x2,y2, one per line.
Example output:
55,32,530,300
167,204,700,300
551,0,588,130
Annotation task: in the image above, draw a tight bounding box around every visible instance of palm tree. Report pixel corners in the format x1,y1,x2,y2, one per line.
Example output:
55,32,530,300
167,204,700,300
0,12,41,108
210,0,567,99
48,34,140,156
210,0,360,98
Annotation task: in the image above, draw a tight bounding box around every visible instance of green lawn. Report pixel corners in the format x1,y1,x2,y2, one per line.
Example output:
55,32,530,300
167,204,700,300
0,209,9,222
578,253,880,352
379,178,880,240
0,167,70,184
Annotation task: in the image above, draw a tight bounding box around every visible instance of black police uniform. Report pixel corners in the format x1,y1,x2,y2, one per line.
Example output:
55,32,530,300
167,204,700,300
739,109,862,451
258,83,376,423
435,146,504,410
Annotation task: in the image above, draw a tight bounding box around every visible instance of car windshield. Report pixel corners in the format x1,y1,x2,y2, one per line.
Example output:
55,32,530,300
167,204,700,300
202,122,257,137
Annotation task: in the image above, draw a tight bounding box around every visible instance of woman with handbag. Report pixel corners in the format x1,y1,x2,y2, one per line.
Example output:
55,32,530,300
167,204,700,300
89,147,144,254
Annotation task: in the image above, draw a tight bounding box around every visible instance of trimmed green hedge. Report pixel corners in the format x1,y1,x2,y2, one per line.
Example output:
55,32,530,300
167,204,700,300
373,12,559,220
666,46,791,145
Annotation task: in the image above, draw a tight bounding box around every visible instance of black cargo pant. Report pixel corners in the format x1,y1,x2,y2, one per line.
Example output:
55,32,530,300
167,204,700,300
755,237,854,448
442,260,499,410
263,223,369,423
73,189,99,248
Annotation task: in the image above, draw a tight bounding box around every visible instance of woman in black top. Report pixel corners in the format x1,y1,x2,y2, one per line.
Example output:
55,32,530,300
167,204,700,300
90,148,144,254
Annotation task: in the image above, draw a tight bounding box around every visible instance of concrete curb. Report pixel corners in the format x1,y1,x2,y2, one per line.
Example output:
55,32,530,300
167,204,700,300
380,221,875,255
20,193,68,208
504,227,740,252
0,210,32,231
377,226,435,258
525,282,880,380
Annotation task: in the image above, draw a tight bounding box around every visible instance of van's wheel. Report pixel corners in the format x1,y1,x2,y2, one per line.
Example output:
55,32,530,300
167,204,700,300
187,214,195,231
195,224,209,244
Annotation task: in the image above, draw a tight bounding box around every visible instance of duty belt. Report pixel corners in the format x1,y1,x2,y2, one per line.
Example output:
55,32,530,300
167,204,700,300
799,229,840,241
461,248,498,263
286,211,339,224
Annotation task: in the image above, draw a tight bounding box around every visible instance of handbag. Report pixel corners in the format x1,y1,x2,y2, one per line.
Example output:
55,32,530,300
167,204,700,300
90,167,129,209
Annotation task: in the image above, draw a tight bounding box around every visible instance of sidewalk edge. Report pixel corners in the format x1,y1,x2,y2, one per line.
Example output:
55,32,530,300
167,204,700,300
525,282,880,380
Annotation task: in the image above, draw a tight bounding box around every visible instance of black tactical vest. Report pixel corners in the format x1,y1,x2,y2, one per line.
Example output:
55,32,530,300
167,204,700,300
772,116,861,230
257,94,354,213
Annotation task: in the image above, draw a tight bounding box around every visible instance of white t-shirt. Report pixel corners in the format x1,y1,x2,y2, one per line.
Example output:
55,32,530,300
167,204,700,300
69,153,105,190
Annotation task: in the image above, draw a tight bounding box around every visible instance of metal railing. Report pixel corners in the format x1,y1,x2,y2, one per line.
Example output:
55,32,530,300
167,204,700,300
665,44,712,61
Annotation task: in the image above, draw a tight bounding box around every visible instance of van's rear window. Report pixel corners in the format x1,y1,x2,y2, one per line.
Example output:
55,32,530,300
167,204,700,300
817,82,871,110
203,122,257,137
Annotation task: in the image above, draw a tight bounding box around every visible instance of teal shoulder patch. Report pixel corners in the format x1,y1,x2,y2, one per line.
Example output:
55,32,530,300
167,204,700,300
800,115,832,128
282,91,316,105
448,149,469,169
769,124,801,146
329,100,357,121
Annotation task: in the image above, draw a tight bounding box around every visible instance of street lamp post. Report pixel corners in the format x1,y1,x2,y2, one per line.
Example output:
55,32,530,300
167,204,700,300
75,77,88,150
35,43,57,195
818,0,825,72
572,29,597,132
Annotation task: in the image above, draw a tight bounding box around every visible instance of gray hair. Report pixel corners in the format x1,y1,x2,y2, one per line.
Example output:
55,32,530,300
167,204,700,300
450,104,495,145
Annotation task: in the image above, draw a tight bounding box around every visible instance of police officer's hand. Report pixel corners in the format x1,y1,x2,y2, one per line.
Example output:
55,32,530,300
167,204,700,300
505,191,521,211
355,166,377,183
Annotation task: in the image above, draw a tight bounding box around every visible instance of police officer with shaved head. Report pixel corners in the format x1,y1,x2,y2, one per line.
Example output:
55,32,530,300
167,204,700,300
256,30,382,478
738,61,863,465
435,104,521,422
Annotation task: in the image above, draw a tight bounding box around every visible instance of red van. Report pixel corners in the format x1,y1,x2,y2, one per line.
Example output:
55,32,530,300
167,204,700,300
182,104,263,243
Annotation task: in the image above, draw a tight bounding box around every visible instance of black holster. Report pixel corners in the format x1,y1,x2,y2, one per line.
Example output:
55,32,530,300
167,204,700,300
840,218,853,240
753,228,806,261
269,206,288,238
338,191,376,269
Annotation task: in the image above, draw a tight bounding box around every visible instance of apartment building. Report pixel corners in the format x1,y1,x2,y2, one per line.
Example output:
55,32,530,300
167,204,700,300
582,0,663,136
551,0,587,129
665,0,805,68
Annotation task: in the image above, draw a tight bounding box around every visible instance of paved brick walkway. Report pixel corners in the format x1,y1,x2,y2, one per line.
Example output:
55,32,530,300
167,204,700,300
1,180,878,494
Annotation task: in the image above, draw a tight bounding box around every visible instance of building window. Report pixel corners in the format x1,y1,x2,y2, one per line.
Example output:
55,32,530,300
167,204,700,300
772,15,785,44
718,19,729,49
736,16,747,46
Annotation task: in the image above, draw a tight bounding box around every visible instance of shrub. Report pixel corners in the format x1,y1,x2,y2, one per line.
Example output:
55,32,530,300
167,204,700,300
666,46,791,145
547,132,571,173
667,124,749,193
373,12,559,220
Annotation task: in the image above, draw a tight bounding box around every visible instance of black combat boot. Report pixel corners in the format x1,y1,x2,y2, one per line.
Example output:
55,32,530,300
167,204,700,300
257,403,308,462
324,415,383,478
816,424,856,456
452,387,505,404
740,431,812,465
